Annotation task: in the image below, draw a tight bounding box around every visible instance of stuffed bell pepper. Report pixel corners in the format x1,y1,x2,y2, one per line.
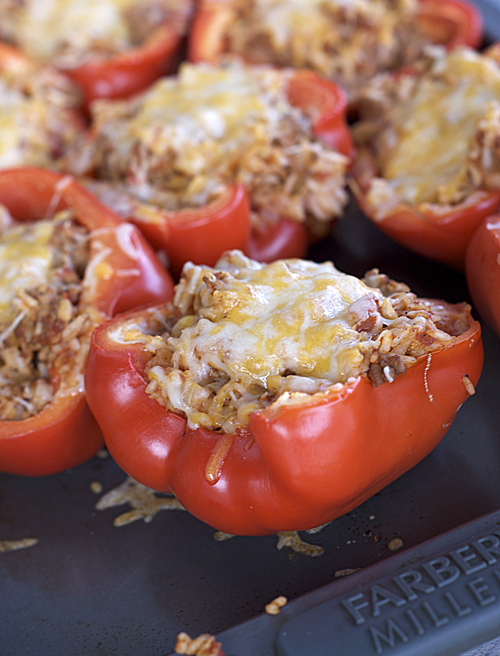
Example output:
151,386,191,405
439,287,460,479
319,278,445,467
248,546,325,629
0,0,194,106
85,250,482,535
188,0,483,101
350,46,500,268
0,167,174,476
65,60,353,272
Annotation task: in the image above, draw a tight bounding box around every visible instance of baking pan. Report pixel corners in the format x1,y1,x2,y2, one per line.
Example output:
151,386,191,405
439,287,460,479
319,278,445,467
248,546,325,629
2,3,500,654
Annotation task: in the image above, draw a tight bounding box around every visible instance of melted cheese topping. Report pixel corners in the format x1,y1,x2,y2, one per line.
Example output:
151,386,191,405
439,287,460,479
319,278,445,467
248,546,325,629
121,251,467,433
170,256,374,384
16,0,136,64
223,0,421,97
259,0,331,48
381,49,500,204
259,0,395,48
0,77,58,168
83,61,348,222
0,82,29,168
0,220,54,316
126,63,284,168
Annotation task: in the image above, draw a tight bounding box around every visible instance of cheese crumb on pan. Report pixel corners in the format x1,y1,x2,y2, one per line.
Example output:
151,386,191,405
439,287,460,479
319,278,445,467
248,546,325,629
0,58,81,170
0,537,38,552
175,632,224,656
265,595,287,615
120,250,472,434
213,527,326,556
95,476,184,526
334,568,361,578
275,530,325,557
388,537,404,551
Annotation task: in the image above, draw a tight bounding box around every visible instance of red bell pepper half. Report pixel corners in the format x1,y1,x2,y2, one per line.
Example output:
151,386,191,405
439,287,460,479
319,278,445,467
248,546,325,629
129,183,252,275
85,300,482,536
0,168,174,476
466,214,500,337
188,0,483,68
108,68,352,271
65,21,190,108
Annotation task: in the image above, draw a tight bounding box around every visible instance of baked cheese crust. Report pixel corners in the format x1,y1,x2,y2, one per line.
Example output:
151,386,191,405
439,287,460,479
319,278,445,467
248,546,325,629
218,0,428,98
119,250,470,433
68,61,348,230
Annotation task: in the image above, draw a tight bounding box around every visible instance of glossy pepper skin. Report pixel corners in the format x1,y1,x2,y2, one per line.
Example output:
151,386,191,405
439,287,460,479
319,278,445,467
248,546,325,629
108,68,353,272
466,214,500,337
0,168,174,476
417,0,483,49
350,180,500,269
188,0,483,69
65,21,189,108
85,301,483,536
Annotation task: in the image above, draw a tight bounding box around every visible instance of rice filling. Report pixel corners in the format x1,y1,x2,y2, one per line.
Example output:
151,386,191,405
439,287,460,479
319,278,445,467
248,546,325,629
0,211,94,421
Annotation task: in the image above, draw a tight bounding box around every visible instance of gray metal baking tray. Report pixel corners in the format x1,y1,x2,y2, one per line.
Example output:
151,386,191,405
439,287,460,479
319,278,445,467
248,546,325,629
2,3,500,654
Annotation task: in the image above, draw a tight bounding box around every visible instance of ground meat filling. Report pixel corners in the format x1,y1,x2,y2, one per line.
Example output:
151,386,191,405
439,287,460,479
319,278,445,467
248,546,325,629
351,47,500,215
0,0,190,68
122,251,470,434
67,62,348,231
0,213,92,421
220,0,429,99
